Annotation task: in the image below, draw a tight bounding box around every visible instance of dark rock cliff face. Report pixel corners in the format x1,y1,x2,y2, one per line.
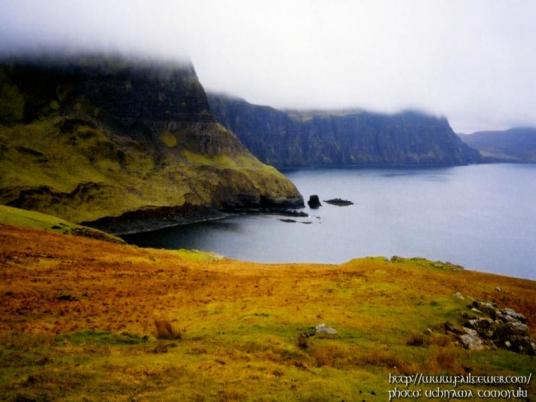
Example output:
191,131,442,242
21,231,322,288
460,128,536,163
7,56,212,122
0,55,303,233
208,94,481,168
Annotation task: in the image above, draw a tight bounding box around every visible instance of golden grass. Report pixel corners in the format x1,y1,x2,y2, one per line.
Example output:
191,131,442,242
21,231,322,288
0,224,534,401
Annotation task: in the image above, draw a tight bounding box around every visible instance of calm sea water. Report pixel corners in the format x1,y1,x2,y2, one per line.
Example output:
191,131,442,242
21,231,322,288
125,164,536,279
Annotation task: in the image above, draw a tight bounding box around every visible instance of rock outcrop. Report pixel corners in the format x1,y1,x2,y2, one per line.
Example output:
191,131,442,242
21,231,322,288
443,298,535,355
0,54,303,233
307,195,321,209
324,198,353,206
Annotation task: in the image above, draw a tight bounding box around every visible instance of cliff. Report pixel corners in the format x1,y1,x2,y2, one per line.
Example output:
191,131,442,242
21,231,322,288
0,55,303,233
208,94,481,168
460,127,536,163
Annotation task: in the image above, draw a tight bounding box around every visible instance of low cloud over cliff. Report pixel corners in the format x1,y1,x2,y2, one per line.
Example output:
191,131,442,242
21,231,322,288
1,0,535,132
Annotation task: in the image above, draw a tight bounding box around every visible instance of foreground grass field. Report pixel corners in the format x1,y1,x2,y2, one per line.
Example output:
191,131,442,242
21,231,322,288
0,224,534,401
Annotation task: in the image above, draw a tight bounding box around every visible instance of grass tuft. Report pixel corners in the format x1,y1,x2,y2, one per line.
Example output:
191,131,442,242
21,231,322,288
154,319,183,340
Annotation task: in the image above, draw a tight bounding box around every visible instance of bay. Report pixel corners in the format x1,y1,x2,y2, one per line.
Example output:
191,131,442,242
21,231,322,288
124,164,536,279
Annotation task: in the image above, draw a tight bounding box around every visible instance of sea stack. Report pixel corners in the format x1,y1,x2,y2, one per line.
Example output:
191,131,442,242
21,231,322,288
308,195,321,209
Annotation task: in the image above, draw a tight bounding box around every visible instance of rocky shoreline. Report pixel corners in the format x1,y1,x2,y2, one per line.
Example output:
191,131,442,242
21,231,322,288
84,200,306,235
83,204,227,235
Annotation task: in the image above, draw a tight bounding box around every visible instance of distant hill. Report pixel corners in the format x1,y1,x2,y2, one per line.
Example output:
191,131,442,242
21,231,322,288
208,94,481,168
0,55,302,234
460,128,536,163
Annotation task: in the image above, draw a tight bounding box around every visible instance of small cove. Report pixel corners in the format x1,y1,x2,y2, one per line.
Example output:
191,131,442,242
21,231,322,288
124,164,536,279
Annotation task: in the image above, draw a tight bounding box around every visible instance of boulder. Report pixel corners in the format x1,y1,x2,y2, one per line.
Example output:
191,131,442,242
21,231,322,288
479,302,498,319
502,335,535,354
459,333,486,351
315,323,337,336
472,317,497,338
307,195,321,209
502,308,527,323
505,321,529,336
463,327,478,337
492,322,530,352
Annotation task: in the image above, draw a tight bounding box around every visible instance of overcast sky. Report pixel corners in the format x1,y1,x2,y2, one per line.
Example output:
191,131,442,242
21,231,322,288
1,0,535,132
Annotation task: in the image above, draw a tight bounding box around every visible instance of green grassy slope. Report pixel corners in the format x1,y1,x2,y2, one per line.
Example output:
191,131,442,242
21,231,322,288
0,56,302,231
0,205,123,242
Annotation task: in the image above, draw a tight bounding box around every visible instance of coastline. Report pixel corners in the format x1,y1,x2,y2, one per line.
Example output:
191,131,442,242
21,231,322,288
83,202,306,236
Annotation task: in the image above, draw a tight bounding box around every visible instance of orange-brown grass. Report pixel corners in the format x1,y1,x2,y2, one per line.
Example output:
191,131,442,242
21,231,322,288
425,346,466,374
0,224,535,401
154,319,183,340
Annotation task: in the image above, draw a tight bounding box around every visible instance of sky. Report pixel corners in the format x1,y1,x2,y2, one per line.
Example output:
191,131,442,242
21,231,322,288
1,0,535,132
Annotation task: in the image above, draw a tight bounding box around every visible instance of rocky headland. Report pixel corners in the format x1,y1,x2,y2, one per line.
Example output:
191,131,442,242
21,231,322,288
0,54,303,234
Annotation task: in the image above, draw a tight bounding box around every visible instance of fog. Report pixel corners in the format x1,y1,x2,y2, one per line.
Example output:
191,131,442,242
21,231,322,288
1,0,535,132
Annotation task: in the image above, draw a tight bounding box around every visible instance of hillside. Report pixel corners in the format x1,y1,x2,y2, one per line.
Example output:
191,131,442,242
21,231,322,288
208,94,481,168
460,128,536,163
0,223,534,401
0,55,302,234
0,204,122,243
